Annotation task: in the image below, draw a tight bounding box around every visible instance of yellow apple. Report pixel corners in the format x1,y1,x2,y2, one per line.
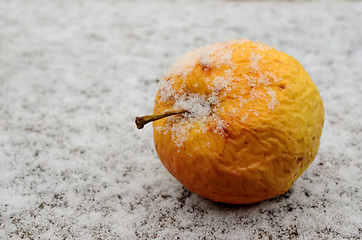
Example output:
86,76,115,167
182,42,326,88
136,39,324,204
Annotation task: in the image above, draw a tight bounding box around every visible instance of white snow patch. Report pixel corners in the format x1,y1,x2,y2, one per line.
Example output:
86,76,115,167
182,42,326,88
1,1,361,239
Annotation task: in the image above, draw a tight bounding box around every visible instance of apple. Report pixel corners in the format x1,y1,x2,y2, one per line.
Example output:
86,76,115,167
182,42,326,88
136,39,324,204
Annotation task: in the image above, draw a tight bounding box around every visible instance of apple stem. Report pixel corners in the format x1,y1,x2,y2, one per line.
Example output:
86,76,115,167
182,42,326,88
135,109,188,129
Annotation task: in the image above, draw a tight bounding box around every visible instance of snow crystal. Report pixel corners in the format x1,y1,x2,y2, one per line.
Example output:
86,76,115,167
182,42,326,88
244,50,279,112
252,41,273,51
267,87,280,109
158,78,178,101
210,75,232,92
174,94,213,119
250,109,259,116
241,113,248,123
213,118,228,135
250,87,265,101
171,120,193,148
155,125,168,134
249,52,263,71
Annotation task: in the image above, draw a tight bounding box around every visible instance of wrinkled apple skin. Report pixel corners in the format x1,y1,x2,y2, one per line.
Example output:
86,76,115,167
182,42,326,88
153,40,324,204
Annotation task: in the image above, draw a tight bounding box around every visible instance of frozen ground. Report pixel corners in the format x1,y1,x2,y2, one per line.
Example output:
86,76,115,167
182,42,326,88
0,0,362,239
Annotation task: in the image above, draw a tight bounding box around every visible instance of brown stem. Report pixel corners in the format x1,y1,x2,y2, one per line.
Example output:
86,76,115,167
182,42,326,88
135,109,188,129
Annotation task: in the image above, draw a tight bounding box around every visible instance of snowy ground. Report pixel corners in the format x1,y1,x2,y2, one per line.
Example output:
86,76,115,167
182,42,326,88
1,0,362,239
